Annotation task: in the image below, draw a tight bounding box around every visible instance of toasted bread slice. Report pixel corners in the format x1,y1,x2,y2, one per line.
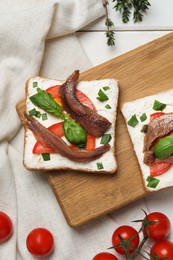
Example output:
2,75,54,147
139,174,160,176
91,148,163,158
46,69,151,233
23,76,119,174
121,89,173,191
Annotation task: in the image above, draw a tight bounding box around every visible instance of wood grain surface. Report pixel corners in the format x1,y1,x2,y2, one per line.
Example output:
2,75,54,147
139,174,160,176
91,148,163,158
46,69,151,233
16,32,173,227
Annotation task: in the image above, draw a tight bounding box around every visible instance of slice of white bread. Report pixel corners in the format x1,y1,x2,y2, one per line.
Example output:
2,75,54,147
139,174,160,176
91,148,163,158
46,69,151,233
121,89,173,191
24,76,119,174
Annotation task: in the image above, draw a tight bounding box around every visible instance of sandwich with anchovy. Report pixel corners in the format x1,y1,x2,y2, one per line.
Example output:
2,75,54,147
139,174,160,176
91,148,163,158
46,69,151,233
23,70,119,174
121,89,173,191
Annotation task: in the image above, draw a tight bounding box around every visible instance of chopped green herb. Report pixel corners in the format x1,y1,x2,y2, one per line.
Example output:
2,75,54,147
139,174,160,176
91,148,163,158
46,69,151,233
140,113,147,122
100,134,112,144
29,108,37,116
141,124,148,133
42,113,48,121
103,86,110,91
105,104,111,109
153,100,166,111
127,114,139,127
97,162,104,170
96,89,109,102
33,82,38,88
41,153,50,161
146,176,160,189
35,111,41,118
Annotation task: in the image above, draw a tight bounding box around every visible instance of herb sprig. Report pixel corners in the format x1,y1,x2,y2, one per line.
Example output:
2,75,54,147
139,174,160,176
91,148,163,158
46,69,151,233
103,0,151,46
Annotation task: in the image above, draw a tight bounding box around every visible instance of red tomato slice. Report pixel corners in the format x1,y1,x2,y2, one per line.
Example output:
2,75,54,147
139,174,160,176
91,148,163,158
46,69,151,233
32,122,64,154
150,162,172,177
150,112,165,121
85,134,96,150
45,85,61,98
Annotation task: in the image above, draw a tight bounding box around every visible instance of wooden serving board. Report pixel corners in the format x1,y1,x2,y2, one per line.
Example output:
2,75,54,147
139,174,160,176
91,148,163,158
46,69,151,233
16,32,173,227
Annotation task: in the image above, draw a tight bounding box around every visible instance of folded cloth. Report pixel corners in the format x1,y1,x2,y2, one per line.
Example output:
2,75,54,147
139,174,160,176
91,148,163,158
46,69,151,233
0,1,150,259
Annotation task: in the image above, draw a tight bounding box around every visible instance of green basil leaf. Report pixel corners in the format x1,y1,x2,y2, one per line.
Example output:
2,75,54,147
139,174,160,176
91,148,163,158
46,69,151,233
33,82,38,88
153,100,166,111
141,124,148,133
97,89,109,102
127,114,138,127
100,134,112,144
63,119,87,147
29,108,37,116
29,88,62,117
42,113,48,121
153,134,173,159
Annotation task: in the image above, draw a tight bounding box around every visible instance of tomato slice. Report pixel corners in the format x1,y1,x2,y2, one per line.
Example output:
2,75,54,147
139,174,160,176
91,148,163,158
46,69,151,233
150,112,165,121
45,85,61,98
32,122,64,154
85,134,96,150
150,162,172,177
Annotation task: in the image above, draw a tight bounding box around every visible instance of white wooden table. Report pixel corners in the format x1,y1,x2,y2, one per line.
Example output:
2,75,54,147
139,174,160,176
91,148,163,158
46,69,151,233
77,0,173,241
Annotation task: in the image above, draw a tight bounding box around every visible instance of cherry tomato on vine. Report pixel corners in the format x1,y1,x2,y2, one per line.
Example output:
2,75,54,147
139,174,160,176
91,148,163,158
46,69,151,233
92,252,118,260
0,211,13,243
143,212,171,241
26,228,54,257
150,240,173,259
112,225,139,255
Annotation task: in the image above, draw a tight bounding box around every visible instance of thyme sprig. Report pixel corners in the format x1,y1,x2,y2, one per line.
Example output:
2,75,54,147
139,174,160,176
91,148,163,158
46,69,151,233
103,1,115,46
103,0,151,46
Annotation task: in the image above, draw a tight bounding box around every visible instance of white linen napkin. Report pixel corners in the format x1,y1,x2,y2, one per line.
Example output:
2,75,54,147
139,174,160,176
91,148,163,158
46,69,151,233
0,1,150,259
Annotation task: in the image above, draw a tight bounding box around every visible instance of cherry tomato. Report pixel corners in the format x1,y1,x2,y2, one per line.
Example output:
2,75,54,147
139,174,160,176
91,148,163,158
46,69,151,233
92,252,118,260
143,212,171,240
0,211,13,243
26,228,54,257
150,162,172,177
150,240,173,259
112,225,139,255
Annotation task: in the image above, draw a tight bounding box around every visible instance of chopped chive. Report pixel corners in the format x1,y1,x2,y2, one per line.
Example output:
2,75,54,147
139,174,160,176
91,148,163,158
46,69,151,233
29,108,37,116
105,104,111,109
153,100,166,111
42,113,48,121
97,89,109,102
100,134,112,144
141,124,148,133
140,113,147,122
127,114,139,127
33,82,38,88
146,176,160,188
41,153,50,161
103,86,110,91
35,111,41,118
97,162,104,170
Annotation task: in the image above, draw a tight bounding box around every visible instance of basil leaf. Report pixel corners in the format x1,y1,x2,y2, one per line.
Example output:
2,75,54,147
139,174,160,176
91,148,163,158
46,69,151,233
42,113,48,121
29,108,37,116
33,82,38,88
100,134,112,144
127,114,138,127
140,113,147,122
146,176,160,188
153,134,173,159
63,119,87,147
97,89,109,102
153,100,166,111
30,88,62,117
